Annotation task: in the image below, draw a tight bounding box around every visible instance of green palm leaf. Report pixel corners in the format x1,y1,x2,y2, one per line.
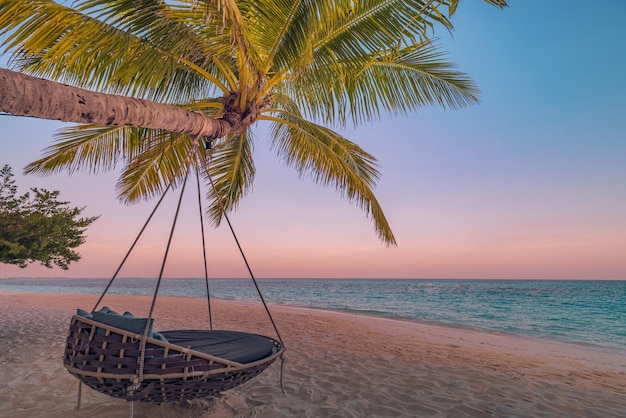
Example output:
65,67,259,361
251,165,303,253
203,130,256,225
0,0,230,100
264,99,395,245
24,125,194,203
24,125,139,175
346,40,480,122
307,1,452,68
116,131,194,202
288,38,479,125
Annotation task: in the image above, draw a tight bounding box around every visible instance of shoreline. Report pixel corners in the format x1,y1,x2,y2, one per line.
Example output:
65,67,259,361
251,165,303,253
1,286,624,355
1,291,625,417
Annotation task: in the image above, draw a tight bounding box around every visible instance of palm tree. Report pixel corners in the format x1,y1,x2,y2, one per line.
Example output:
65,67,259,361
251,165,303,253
0,0,507,245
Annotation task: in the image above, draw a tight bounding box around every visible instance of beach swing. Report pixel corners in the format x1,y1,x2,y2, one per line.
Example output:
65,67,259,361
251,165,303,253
62,139,285,411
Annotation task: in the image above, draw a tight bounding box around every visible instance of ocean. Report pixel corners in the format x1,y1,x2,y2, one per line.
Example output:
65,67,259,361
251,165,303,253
1,278,625,353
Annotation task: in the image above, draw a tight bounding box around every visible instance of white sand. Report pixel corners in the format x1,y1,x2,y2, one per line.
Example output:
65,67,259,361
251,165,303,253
1,292,624,417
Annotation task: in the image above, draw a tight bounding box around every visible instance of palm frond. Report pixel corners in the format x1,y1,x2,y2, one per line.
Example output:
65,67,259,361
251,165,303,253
346,40,479,123
116,132,193,202
23,125,141,175
287,39,479,126
202,130,256,225
264,100,396,245
309,0,452,68
0,0,230,101
244,0,313,73
22,123,194,203
449,0,508,16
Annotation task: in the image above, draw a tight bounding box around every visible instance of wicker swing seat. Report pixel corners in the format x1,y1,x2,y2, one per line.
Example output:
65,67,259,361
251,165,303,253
63,314,284,403
63,153,285,411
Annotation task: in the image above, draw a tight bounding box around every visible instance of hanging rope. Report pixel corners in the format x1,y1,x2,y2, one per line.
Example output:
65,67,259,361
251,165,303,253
91,180,174,313
195,163,213,330
197,145,285,349
147,166,190,320
198,153,288,394
122,147,197,403
75,381,82,410
134,164,192,390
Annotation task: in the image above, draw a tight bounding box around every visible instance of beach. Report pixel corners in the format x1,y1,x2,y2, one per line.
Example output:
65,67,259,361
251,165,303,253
1,292,624,418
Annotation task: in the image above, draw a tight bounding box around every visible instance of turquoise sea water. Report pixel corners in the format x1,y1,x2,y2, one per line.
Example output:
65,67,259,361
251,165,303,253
1,278,625,352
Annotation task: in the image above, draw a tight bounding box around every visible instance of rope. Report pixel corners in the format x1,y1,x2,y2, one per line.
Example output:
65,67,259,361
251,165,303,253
279,355,286,394
198,148,285,348
75,380,82,410
139,164,191,377
124,146,196,400
147,165,190,321
195,164,213,329
92,139,195,313
91,180,174,313
197,143,288,392
128,163,191,401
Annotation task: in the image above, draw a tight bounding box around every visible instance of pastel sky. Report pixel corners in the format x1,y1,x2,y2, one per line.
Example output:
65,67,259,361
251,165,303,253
1,1,625,280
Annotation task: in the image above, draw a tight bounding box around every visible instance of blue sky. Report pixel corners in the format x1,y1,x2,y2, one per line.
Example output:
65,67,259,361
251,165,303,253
1,1,625,279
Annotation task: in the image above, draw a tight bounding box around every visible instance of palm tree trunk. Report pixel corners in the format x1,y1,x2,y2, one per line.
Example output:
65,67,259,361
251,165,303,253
0,68,232,139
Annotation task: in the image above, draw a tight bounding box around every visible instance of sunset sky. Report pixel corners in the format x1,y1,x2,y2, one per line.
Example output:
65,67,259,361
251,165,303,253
1,1,625,280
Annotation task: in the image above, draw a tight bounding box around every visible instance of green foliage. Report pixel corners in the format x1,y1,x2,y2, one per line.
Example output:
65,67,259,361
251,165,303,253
0,165,99,269
0,1,507,245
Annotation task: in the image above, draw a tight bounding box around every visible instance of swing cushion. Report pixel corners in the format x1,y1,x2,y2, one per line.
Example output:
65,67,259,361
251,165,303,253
92,311,154,337
152,332,169,343
76,306,118,319
160,330,277,364
76,308,93,319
